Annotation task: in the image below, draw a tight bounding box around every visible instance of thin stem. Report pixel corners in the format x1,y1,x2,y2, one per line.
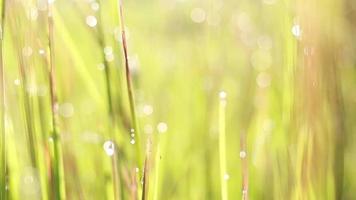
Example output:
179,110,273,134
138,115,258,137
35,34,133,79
152,143,160,200
240,133,248,200
111,145,121,200
142,136,152,200
0,0,6,199
117,0,142,168
96,2,122,199
47,3,64,199
219,91,228,200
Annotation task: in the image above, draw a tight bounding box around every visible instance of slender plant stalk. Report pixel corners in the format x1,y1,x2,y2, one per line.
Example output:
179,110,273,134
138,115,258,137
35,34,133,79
7,0,38,172
96,2,114,122
96,2,122,199
0,0,6,199
142,136,152,200
15,30,38,169
117,0,142,169
240,133,248,200
111,145,121,200
130,168,138,200
47,3,65,199
219,92,228,200
152,141,161,200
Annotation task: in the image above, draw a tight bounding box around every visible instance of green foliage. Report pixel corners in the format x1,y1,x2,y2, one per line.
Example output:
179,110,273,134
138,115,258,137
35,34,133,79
0,0,356,199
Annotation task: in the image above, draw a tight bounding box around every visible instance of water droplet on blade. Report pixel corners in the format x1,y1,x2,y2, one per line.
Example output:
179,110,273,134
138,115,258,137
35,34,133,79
86,15,97,27
103,141,115,156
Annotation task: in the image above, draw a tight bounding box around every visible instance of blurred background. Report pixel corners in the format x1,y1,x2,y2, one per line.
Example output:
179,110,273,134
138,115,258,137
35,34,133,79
1,0,356,199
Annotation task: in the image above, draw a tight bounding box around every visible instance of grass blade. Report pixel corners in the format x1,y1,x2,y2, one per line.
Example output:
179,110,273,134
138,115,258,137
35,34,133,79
0,0,6,198
219,91,228,200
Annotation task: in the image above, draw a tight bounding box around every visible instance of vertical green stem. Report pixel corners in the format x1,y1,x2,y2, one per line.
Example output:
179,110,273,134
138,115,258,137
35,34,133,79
117,0,142,169
240,133,248,200
219,91,228,200
47,3,64,200
142,136,152,200
96,2,121,199
0,0,6,199
152,143,160,200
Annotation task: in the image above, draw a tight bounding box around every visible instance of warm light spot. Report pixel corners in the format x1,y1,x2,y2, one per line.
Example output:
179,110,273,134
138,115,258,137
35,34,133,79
143,104,153,116
157,122,168,133
219,91,227,100
86,15,97,27
91,2,99,11
14,79,21,86
223,173,230,181
191,8,206,23
256,72,271,88
59,103,74,118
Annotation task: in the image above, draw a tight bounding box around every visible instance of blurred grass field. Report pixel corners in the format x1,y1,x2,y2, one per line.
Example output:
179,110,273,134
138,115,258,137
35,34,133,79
1,0,356,199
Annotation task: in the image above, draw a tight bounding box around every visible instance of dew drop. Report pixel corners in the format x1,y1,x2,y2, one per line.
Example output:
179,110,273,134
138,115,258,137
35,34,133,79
130,139,135,144
14,79,20,86
38,49,45,55
86,15,97,27
223,173,230,181
157,122,168,133
219,91,227,100
291,24,301,38
103,140,115,156
240,150,247,158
